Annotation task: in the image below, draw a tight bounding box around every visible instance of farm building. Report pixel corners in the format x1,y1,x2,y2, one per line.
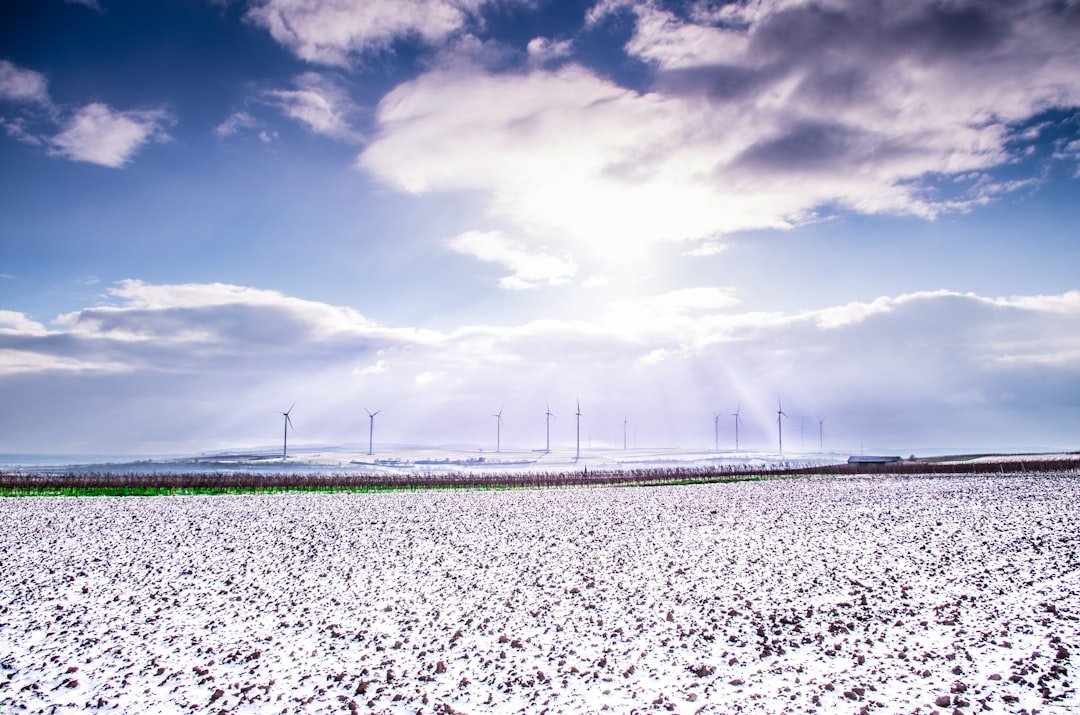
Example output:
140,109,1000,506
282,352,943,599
847,455,902,464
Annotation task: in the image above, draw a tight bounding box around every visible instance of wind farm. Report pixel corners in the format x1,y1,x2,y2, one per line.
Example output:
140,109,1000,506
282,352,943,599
6,389,1062,482
123,392,1059,478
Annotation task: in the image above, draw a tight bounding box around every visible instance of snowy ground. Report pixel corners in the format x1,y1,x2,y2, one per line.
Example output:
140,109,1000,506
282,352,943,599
935,453,1080,466
1,473,1077,714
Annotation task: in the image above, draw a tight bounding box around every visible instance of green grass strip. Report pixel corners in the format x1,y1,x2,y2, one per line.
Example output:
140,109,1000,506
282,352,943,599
0,473,775,498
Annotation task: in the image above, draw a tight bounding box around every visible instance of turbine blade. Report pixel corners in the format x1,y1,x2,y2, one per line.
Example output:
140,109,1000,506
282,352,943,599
287,401,296,415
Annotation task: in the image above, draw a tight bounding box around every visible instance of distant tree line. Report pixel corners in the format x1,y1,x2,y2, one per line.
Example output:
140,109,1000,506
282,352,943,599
1,457,1077,495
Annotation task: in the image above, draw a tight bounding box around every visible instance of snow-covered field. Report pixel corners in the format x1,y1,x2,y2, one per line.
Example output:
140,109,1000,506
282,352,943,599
1,473,1077,714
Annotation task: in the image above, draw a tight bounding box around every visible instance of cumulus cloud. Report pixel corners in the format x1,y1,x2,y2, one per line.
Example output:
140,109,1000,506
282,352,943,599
358,0,1080,258
0,60,50,105
447,230,578,289
52,279,434,348
266,73,361,141
2,61,169,167
0,310,47,336
50,103,171,168
2,280,1077,451
526,36,574,65
246,0,496,66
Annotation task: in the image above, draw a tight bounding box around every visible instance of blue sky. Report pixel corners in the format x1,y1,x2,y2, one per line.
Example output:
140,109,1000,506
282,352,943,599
1,0,1079,456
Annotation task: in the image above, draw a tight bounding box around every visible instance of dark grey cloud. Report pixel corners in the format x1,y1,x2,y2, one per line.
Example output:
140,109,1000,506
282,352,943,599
655,62,783,101
734,120,875,171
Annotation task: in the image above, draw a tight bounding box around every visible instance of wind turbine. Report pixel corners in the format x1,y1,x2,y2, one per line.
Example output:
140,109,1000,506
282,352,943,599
713,413,721,451
280,402,295,459
818,416,825,453
732,403,742,452
777,398,789,455
492,406,504,453
623,416,629,450
544,403,555,452
365,407,380,456
575,399,582,461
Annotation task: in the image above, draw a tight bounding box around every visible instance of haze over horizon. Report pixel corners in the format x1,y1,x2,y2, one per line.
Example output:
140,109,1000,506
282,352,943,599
2,0,1079,457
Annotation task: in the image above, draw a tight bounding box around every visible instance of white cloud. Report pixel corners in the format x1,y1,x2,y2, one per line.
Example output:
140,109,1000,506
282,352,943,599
0,60,50,105
358,1,1080,260
0,310,47,335
360,64,752,257
60,278,410,342
354,359,389,376
447,230,577,289
0,349,126,375
1055,138,1080,177
684,241,728,257
639,346,675,365
246,0,492,66
50,103,171,168
526,37,573,64
624,4,748,70
215,111,259,137
266,73,360,141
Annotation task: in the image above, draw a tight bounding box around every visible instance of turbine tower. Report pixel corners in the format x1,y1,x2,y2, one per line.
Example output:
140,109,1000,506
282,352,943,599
544,402,554,452
492,406,504,453
280,402,295,459
575,399,582,461
732,403,742,452
818,416,825,453
713,413,721,451
623,416,628,450
777,398,789,455
365,407,380,456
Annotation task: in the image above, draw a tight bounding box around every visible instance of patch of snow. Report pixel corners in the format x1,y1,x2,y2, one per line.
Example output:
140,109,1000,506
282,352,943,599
0,473,1077,713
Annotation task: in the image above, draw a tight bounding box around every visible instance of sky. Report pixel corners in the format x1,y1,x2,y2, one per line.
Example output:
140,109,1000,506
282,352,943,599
1,0,1079,457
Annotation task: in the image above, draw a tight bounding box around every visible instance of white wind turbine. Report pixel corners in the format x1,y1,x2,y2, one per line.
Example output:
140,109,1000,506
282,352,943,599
732,403,743,452
818,416,825,453
544,402,555,453
623,416,629,450
713,412,721,451
493,406,504,453
575,399,582,461
280,402,295,459
365,407,380,456
777,398,789,455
